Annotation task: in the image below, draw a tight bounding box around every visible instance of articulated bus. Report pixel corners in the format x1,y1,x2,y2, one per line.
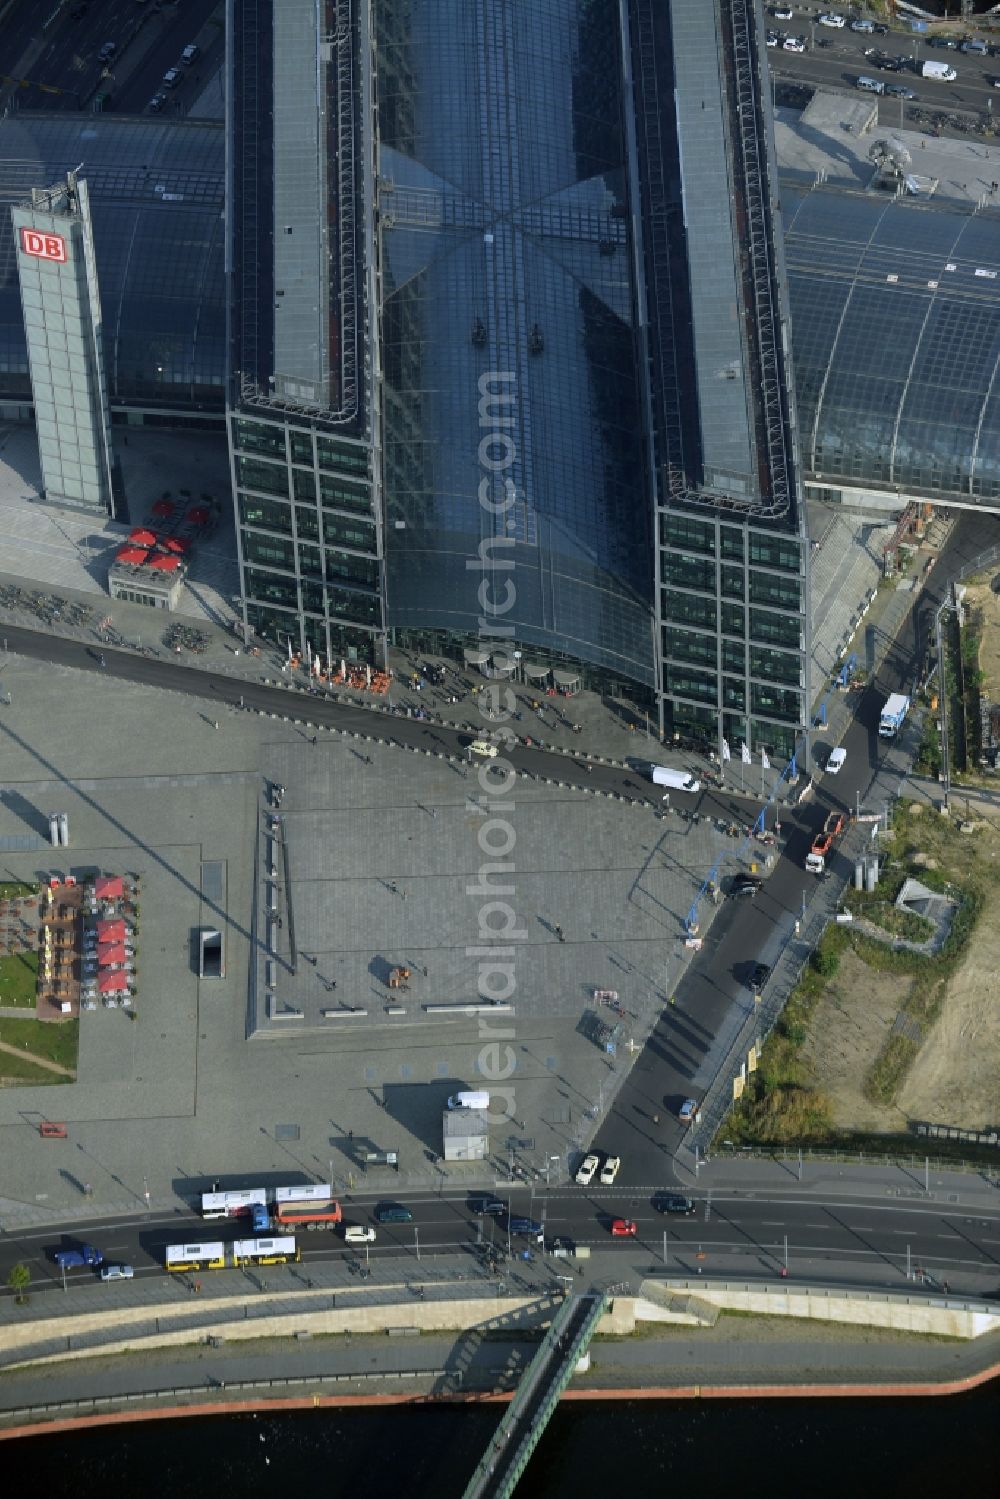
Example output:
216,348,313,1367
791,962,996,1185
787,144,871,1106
200,1188,267,1220
165,1237,299,1272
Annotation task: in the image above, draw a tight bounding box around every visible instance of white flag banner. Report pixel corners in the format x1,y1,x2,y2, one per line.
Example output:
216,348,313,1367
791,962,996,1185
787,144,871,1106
721,738,731,763
761,748,771,770
741,742,752,765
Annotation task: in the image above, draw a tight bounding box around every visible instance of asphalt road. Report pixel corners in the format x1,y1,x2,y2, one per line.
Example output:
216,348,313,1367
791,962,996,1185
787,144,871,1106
3,1183,998,1300
0,0,209,114
768,14,1000,130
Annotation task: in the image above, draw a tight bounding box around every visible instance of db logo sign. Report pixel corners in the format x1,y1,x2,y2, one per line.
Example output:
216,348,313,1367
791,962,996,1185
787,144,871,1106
20,228,67,263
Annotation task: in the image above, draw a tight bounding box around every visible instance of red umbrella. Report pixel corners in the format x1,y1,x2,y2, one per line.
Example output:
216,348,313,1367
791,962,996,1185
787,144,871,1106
97,943,127,967
185,505,210,526
162,536,190,554
149,553,182,571
98,972,129,994
97,919,126,941
129,527,157,547
152,499,175,518
94,876,123,900
115,546,149,566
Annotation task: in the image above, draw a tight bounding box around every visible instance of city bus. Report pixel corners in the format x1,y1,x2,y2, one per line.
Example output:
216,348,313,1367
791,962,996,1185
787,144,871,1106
273,1183,333,1203
233,1236,299,1266
165,1241,226,1272
200,1188,267,1220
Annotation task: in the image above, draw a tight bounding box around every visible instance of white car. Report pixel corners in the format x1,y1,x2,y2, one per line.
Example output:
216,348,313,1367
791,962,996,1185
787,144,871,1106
100,1263,134,1281
575,1153,599,1186
850,18,874,33
772,6,794,18
826,747,847,775
783,36,806,52
600,1155,621,1187
818,12,845,26
344,1225,376,1244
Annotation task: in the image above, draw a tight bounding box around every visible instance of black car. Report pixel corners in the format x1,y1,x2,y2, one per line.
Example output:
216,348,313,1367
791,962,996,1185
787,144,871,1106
654,1194,696,1216
507,1215,543,1237
731,874,763,898
748,961,772,992
927,36,958,49
872,22,888,35
873,55,904,71
469,1194,505,1216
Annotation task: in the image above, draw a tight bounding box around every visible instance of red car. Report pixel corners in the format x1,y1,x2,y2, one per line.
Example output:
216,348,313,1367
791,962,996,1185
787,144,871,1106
610,1217,637,1238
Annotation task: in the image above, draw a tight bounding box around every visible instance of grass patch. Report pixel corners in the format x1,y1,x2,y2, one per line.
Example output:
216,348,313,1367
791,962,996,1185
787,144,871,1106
714,925,846,1146
0,951,38,1008
0,882,39,900
0,1015,78,1082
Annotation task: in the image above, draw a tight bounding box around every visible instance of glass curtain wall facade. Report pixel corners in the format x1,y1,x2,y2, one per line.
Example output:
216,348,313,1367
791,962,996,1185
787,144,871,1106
375,0,654,690
227,0,385,666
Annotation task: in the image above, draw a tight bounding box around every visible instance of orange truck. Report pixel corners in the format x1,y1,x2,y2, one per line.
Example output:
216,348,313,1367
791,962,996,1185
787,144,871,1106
273,1197,342,1229
806,812,845,874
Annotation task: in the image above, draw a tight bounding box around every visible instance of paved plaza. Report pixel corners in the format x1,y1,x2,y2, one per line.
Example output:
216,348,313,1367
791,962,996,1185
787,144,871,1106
0,653,751,1229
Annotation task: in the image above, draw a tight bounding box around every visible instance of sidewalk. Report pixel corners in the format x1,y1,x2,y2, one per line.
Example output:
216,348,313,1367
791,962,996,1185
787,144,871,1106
1,1307,998,1427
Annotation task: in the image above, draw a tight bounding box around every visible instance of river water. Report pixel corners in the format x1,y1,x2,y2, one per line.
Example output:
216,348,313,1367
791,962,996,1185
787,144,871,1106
8,1387,998,1495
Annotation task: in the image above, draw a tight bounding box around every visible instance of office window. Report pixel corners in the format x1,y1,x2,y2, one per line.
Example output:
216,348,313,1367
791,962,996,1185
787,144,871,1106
750,608,800,648
665,666,717,705
661,513,715,555
664,628,716,668
751,683,802,723
751,646,801,685
720,526,745,562
721,602,745,636
749,572,801,611
662,592,716,630
293,468,317,503
236,454,289,499
295,505,320,541
723,677,746,711
243,532,295,570
664,554,714,592
722,639,745,674
240,495,292,534
234,418,286,459
317,437,369,476
748,535,801,573
721,565,744,601
290,430,314,464
320,474,373,514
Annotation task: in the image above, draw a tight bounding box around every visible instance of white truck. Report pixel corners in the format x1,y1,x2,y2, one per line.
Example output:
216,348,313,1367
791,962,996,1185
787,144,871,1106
922,60,957,81
879,692,911,739
651,765,701,793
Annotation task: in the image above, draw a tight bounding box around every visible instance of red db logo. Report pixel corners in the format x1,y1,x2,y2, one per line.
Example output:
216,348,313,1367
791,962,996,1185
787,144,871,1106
20,228,67,263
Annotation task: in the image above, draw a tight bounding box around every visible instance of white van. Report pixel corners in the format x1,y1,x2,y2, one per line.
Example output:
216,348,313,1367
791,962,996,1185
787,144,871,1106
344,1225,376,1244
651,766,701,793
447,1090,490,1110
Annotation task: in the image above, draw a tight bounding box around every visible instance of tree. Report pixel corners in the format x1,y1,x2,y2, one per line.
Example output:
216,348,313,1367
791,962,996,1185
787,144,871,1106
7,1262,30,1304
811,945,839,978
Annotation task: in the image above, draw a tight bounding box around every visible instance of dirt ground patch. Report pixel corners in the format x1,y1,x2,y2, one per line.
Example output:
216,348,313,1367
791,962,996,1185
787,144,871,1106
963,577,1000,702
801,949,911,1133
897,887,1000,1130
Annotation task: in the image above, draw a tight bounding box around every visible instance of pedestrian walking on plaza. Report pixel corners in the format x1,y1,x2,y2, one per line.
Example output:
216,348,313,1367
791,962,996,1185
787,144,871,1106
213,721,219,730
555,924,564,942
